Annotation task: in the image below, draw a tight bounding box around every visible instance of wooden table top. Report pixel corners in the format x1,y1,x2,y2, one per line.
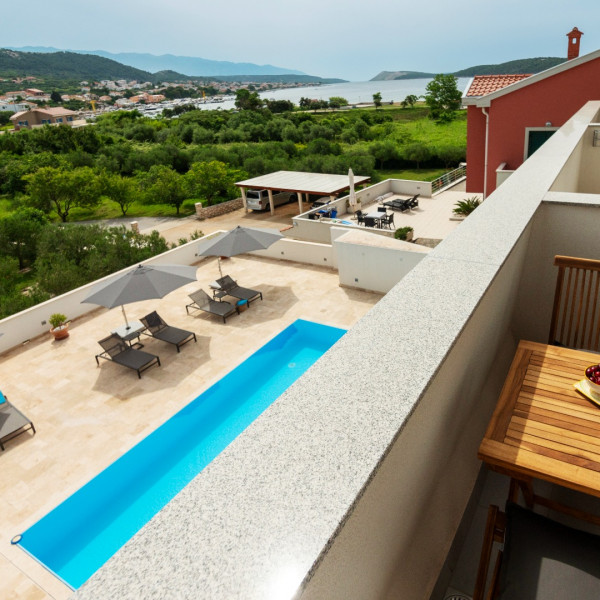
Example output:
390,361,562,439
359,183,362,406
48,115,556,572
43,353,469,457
478,340,600,498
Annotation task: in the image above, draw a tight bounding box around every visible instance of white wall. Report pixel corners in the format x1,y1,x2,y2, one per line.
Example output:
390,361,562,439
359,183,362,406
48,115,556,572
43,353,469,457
550,135,584,193
389,178,432,197
0,234,337,355
513,200,600,344
251,238,336,268
0,238,205,355
578,126,600,193
335,239,427,293
300,226,531,600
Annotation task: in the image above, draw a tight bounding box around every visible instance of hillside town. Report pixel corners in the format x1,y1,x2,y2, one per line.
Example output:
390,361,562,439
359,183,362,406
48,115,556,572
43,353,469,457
0,76,321,127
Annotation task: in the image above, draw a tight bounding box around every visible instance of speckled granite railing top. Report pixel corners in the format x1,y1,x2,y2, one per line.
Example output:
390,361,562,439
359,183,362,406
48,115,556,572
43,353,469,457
73,103,600,600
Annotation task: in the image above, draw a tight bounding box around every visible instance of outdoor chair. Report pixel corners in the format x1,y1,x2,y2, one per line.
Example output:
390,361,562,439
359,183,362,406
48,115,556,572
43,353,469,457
216,275,263,305
96,333,161,378
186,289,239,323
0,390,35,451
408,194,420,209
382,212,394,229
377,206,386,212
364,216,376,228
473,502,600,600
548,255,600,352
141,311,196,352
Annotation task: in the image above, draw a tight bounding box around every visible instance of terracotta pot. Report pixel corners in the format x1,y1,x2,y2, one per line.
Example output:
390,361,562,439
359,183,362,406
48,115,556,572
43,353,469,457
50,323,70,340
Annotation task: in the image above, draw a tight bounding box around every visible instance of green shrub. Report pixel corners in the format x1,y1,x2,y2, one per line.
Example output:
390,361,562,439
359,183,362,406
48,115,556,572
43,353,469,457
394,226,414,241
49,313,68,328
453,196,481,216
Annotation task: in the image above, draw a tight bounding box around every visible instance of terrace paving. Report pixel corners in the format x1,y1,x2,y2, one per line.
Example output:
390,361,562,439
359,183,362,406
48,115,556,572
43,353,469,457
132,185,473,246
0,255,381,600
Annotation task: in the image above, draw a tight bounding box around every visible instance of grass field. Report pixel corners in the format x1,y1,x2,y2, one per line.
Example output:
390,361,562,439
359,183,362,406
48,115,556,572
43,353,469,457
58,198,198,222
375,168,448,182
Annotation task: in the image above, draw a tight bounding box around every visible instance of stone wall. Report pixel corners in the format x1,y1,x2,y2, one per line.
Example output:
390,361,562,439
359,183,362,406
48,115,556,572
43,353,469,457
195,198,243,220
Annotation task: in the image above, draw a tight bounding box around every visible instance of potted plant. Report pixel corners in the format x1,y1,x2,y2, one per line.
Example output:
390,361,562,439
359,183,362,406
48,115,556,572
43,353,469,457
49,313,70,340
394,226,414,242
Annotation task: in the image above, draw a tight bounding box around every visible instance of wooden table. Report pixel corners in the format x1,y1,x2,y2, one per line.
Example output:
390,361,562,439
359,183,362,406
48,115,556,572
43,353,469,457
479,340,600,505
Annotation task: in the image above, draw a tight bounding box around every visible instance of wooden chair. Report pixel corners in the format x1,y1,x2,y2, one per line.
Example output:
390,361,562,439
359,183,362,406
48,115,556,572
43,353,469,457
548,255,600,351
474,503,600,600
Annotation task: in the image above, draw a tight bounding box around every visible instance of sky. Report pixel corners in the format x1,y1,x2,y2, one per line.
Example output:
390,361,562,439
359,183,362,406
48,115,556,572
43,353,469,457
3,0,600,81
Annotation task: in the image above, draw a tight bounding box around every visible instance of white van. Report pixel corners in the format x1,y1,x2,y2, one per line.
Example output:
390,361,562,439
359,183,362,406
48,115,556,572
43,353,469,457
246,189,296,211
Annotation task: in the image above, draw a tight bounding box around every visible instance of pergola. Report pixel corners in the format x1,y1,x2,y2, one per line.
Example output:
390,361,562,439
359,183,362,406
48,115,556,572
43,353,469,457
236,170,371,215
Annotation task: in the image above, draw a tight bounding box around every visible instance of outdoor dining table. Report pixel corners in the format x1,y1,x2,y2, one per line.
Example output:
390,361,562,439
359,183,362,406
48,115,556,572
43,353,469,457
478,340,600,506
365,211,386,228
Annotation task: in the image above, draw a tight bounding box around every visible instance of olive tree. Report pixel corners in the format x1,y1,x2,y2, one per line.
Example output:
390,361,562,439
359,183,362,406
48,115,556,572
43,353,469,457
24,166,101,222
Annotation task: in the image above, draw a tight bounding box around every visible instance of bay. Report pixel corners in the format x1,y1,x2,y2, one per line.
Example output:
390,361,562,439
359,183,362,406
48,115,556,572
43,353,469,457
195,77,471,111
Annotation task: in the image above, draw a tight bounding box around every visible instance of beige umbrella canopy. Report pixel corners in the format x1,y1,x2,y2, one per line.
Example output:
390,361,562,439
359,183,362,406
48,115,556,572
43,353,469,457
348,168,357,207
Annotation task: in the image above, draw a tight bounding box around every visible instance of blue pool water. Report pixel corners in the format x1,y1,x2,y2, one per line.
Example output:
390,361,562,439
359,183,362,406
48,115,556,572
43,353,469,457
18,319,345,589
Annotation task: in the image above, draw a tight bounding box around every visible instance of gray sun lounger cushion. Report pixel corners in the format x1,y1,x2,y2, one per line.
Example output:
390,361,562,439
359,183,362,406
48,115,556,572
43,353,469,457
0,391,36,451
216,275,263,304
383,198,410,212
186,289,238,323
96,333,161,378
141,311,196,352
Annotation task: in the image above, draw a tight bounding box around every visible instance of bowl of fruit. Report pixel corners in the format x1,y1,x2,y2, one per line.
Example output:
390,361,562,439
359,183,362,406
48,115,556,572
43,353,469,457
585,364,600,395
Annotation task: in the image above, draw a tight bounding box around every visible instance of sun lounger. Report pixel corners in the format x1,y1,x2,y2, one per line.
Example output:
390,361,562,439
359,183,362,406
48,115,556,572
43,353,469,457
383,198,411,212
408,194,420,209
0,391,36,451
141,311,197,352
216,275,263,305
96,333,160,378
186,289,239,323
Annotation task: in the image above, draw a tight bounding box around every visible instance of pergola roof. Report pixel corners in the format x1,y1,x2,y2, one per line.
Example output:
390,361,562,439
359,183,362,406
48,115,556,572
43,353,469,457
236,170,371,196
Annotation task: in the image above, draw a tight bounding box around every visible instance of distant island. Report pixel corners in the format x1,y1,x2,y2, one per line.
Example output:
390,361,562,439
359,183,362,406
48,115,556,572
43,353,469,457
371,57,567,80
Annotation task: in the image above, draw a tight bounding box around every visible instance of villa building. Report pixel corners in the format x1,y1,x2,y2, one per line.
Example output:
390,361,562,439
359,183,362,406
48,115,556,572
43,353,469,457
9,107,80,130
464,27,600,197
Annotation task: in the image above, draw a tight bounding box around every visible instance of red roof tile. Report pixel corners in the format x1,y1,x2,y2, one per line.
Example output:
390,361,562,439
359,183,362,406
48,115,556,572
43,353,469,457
465,74,532,97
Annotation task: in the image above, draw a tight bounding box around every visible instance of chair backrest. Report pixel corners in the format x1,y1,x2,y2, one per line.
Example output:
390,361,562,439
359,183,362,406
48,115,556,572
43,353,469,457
189,289,212,308
377,206,386,212
141,311,167,333
385,213,394,225
549,255,600,351
98,334,127,357
364,217,375,227
356,210,363,217
216,275,236,291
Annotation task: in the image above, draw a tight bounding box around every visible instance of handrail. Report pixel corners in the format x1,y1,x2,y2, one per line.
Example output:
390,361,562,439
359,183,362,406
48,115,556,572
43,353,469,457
431,164,466,194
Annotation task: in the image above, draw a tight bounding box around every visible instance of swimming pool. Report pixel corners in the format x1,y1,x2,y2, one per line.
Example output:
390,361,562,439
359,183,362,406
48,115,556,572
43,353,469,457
17,319,345,589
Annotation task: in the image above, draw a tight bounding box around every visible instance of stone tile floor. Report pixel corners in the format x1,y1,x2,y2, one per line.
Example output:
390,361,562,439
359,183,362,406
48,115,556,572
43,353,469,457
0,255,381,600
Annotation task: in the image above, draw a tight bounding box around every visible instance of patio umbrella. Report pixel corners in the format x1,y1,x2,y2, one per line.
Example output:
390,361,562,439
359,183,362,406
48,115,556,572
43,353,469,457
348,168,357,207
196,225,283,277
81,263,198,329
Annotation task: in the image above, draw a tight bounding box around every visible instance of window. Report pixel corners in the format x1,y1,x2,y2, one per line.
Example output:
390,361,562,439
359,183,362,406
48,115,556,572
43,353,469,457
56,118,63,123
67,116,73,122
41,119,51,124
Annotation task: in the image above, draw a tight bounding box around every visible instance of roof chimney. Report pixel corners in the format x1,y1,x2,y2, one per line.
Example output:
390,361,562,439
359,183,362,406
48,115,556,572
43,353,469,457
566,27,583,60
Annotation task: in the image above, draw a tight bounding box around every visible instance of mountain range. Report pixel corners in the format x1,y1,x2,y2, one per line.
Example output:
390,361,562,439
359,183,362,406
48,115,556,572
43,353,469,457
371,57,567,80
7,46,306,78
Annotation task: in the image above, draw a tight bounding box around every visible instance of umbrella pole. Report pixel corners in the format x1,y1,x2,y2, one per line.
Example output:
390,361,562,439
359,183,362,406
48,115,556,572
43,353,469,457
121,305,130,329
218,257,223,278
